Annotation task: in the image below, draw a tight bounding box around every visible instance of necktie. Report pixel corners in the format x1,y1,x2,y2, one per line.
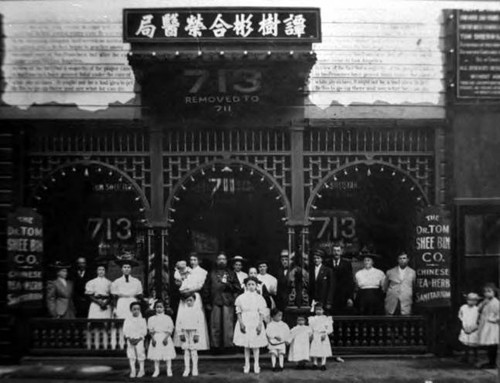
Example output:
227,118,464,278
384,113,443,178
125,275,129,283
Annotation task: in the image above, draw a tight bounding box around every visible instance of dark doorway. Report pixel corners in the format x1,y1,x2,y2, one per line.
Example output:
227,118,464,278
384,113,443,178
309,163,427,271
32,163,147,283
168,164,288,273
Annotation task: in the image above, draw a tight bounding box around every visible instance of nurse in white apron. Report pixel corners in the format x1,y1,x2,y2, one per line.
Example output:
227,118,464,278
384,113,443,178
110,254,143,349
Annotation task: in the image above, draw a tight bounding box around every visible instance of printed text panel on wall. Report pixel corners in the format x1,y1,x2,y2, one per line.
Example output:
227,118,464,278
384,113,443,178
455,9,500,100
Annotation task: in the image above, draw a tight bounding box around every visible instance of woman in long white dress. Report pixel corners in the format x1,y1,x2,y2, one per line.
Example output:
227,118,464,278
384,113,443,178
173,253,210,350
85,264,112,349
233,276,268,374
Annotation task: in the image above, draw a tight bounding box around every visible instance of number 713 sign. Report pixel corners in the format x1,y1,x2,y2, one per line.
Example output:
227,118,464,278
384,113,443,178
310,211,356,240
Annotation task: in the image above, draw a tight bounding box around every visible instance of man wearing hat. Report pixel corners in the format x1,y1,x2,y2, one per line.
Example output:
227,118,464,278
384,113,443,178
231,255,248,290
72,256,92,318
383,252,416,316
46,261,76,319
309,249,334,313
354,252,385,315
276,250,291,310
110,252,143,349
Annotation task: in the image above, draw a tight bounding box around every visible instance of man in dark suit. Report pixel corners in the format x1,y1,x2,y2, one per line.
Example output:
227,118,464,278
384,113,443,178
309,249,334,313
330,243,355,314
276,249,291,310
72,256,92,317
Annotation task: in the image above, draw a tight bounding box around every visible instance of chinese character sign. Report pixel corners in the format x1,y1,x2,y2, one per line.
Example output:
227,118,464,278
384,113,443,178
124,8,321,43
7,208,44,309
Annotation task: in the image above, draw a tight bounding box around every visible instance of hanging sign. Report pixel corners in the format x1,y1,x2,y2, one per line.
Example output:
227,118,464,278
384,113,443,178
124,8,321,43
414,206,451,308
455,10,500,99
7,207,44,309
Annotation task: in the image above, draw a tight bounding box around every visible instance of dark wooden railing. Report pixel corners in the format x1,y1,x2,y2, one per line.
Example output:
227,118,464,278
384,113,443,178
26,315,428,356
330,316,427,354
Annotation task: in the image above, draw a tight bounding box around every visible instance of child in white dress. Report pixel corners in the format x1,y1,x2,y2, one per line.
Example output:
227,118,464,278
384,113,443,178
123,301,147,378
477,283,500,368
147,301,176,377
309,303,333,370
176,294,204,377
233,276,268,374
288,315,313,369
458,292,479,363
266,308,290,371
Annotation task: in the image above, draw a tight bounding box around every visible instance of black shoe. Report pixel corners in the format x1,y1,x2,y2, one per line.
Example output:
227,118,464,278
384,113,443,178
279,366,284,372
311,365,318,370
320,365,326,371
272,366,278,372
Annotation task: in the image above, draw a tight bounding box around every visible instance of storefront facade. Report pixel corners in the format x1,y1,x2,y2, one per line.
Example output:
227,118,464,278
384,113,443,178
1,0,499,360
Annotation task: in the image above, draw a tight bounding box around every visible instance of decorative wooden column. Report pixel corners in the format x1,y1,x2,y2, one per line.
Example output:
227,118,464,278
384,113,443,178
288,124,309,307
148,119,168,303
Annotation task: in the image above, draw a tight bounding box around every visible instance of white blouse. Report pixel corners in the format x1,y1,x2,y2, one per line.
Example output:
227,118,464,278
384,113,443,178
85,277,111,296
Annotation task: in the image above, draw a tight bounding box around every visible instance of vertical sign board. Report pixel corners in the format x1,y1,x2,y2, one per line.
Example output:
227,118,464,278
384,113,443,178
7,208,44,309
415,207,451,308
456,10,500,100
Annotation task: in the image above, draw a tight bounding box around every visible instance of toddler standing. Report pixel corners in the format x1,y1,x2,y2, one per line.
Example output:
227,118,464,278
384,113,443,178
147,301,176,377
458,292,479,363
477,283,500,368
266,308,290,371
309,303,333,370
123,301,147,378
288,315,312,369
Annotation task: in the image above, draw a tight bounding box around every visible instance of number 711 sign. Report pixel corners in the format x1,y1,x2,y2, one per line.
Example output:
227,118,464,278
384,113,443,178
310,211,356,240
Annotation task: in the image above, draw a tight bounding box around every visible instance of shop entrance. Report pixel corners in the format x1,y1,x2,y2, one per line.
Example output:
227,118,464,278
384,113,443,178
167,161,289,273
31,162,148,286
307,162,428,271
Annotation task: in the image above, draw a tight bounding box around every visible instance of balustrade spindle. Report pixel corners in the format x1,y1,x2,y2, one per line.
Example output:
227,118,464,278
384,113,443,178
378,325,384,346
345,324,352,347
353,323,360,346
337,322,343,347
361,323,368,346
401,323,408,346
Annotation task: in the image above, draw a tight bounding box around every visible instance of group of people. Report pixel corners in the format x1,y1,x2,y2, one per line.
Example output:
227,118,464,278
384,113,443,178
458,283,500,369
45,245,500,375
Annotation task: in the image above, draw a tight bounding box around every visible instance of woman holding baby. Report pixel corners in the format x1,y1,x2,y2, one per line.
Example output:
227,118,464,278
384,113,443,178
173,252,210,350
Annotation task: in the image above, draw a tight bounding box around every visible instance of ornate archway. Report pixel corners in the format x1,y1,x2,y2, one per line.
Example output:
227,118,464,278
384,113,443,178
30,160,150,290
165,159,291,276
305,160,429,268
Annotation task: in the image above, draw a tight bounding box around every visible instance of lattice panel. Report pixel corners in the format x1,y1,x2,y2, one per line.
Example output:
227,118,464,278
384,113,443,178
163,128,290,153
28,128,151,205
303,127,435,203
304,126,434,153
163,128,292,201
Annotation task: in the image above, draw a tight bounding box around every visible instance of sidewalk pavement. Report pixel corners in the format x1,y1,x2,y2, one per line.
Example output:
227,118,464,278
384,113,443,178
0,356,497,383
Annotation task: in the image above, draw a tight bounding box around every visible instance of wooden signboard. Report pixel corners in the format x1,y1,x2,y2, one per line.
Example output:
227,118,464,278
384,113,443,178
414,206,451,308
455,10,500,99
124,8,321,43
7,208,44,309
